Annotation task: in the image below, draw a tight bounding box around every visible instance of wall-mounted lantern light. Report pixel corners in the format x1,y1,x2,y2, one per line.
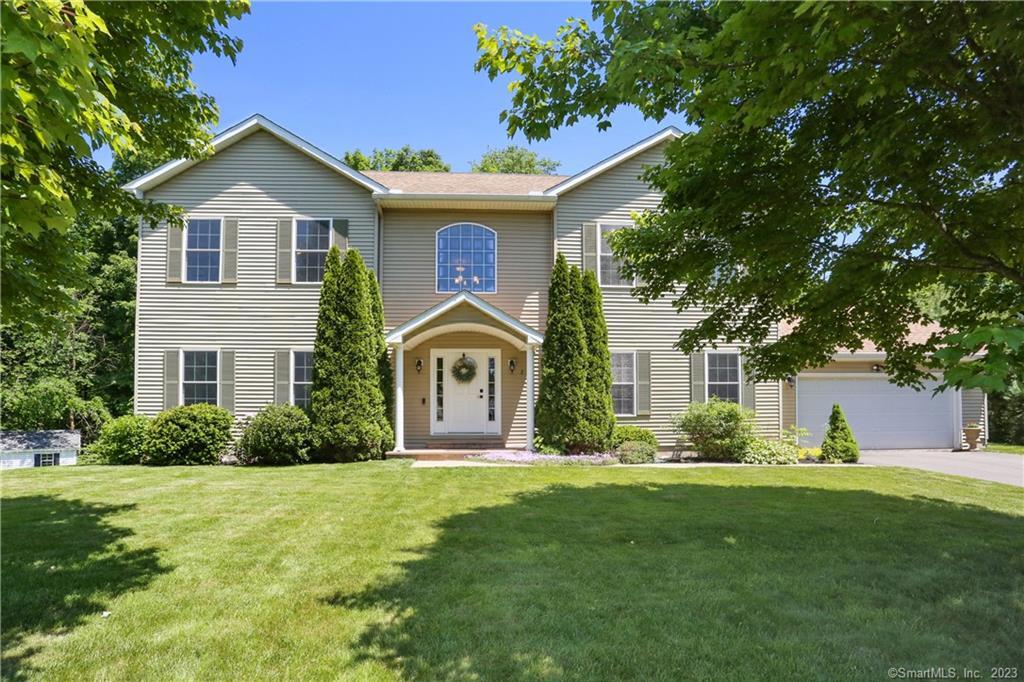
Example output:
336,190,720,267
871,363,883,373
785,375,796,387
508,359,517,374
415,358,424,374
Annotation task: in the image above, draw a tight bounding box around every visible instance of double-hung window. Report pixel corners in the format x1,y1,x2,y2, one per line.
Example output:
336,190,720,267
39,453,56,467
185,218,222,282
292,351,313,410
599,224,636,287
611,351,636,416
706,352,741,403
182,350,218,405
436,223,496,293
295,219,332,283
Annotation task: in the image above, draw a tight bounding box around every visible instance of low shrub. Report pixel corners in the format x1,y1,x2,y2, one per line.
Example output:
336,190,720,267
611,425,659,449
673,398,756,461
86,415,150,464
235,404,311,466
531,434,562,456
143,404,234,466
739,438,798,465
820,403,860,463
616,440,657,464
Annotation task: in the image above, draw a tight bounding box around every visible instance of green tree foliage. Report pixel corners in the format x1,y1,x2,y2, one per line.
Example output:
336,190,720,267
311,247,390,461
366,268,395,450
537,253,590,453
343,146,450,172
578,268,615,450
2,377,110,444
470,145,559,174
2,0,249,327
142,404,234,466
475,2,1024,392
989,381,1024,445
820,404,860,463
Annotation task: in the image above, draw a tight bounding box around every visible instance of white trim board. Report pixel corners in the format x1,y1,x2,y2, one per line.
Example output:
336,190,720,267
386,290,543,346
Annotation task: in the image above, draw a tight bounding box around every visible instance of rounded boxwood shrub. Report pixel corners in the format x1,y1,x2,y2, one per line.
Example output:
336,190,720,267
616,440,657,464
673,398,756,462
820,403,860,463
235,404,311,466
738,438,798,465
611,425,659,450
142,404,234,466
86,415,150,464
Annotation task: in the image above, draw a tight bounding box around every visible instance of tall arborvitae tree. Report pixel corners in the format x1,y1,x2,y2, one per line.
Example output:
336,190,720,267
311,247,389,461
580,268,615,450
537,253,590,452
366,268,395,451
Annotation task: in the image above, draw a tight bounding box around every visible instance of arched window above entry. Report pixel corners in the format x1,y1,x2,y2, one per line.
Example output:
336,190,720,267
436,223,496,293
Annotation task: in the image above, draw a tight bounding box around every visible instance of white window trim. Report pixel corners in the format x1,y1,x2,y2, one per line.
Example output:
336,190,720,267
292,217,335,285
182,216,224,284
429,348,502,435
39,452,56,467
597,222,637,289
610,349,637,417
704,350,743,403
180,348,220,407
290,348,314,408
434,222,499,295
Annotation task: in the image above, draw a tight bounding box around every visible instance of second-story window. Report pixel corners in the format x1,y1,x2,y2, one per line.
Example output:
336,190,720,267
599,224,636,287
295,219,332,283
436,223,496,293
185,218,222,282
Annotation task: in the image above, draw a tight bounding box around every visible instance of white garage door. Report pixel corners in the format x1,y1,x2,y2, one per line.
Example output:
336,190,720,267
797,376,955,450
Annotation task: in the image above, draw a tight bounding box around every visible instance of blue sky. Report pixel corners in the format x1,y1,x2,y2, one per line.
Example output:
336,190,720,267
179,1,682,174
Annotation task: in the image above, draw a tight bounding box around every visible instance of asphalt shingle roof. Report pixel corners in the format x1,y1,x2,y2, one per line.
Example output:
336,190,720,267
0,430,81,452
362,171,567,195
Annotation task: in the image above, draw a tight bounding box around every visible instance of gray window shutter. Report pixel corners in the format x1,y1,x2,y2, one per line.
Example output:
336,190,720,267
741,357,756,411
54,452,60,465
166,223,183,283
582,222,598,274
276,218,292,284
332,218,349,251
222,218,239,283
690,353,705,404
220,350,235,414
275,349,291,404
636,351,651,416
164,350,180,409
33,453,41,467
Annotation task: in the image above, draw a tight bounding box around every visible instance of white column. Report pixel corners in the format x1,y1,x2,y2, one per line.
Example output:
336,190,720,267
394,343,405,452
525,343,535,451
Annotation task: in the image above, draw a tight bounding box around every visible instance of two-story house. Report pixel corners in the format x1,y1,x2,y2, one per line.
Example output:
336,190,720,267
126,115,985,452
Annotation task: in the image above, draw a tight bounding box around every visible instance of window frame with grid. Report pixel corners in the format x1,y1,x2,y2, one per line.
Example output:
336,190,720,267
705,352,742,403
184,218,223,283
435,223,498,294
293,218,333,284
181,350,219,406
598,223,637,288
292,349,314,410
610,350,637,417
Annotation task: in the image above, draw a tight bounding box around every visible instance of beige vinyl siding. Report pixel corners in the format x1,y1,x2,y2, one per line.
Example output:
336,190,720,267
136,130,377,418
555,143,782,446
381,209,551,331
399,331,529,449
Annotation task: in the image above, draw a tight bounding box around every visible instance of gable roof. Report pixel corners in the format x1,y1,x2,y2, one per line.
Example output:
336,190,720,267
1,430,81,452
364,171,566,195
386,290,543,346
543,126,683,196
779,321,944,355
123,114,388,195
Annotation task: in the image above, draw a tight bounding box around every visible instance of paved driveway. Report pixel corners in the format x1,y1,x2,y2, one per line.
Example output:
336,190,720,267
860,449,1024,487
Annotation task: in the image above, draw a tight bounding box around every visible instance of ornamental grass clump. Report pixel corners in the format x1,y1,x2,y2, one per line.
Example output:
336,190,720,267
820,403,860,463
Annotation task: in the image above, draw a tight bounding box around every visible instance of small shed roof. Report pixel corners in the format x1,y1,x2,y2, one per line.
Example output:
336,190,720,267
0,430,81,452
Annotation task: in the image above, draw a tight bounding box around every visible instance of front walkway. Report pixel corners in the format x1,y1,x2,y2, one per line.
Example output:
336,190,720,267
859,449,1024,487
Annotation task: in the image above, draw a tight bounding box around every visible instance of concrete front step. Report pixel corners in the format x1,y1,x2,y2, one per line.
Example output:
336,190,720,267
386,449,483,461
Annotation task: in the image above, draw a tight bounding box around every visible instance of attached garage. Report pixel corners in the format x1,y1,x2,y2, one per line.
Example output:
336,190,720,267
797,375,958,450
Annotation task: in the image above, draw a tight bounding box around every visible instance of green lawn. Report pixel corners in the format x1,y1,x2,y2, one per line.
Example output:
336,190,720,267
988,442,1024,455
3,463,1022,680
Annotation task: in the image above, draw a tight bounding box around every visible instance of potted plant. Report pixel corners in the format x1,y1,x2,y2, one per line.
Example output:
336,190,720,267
962,422,982,451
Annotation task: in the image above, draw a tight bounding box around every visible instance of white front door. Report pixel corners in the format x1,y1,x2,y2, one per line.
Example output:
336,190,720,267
432,349,500,435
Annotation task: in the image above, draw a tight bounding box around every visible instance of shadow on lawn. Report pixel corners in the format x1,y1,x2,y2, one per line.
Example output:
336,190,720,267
1,496,168,680
328,482,1024,680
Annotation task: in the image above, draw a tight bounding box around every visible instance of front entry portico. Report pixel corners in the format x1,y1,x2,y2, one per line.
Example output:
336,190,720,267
386,291,543,452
